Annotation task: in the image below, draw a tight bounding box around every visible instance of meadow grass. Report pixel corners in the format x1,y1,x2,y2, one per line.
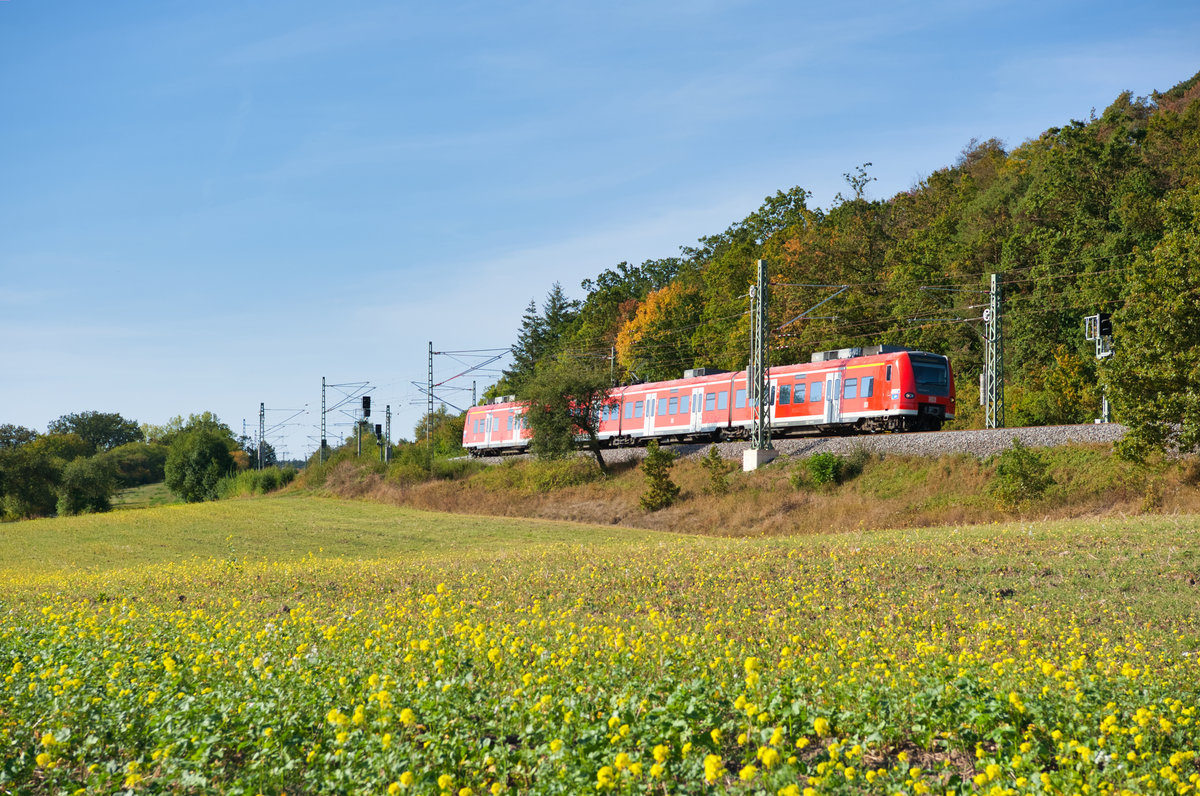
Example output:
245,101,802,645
110,482,179,510
2,497,1197,794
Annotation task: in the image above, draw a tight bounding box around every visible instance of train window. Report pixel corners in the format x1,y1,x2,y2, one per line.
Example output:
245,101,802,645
796,383,807,403
668,396,679,415
634,401,644,418
680,396,689,413
779,384,791,405
735,388,746,408
625,402,633,419
507,415,513,430
886,364,892,381
811,382,823,402
717,391,728,410
705,393,716,412
862,376,874,397
844,378,858,400
648,398,656,417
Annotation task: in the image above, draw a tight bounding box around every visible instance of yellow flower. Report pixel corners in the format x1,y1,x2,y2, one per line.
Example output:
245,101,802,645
389,784,402,796
400,708,416,725
400,772,415,786
614,752,631,770
813,717,830,738
40,732,56,747
704,754,725,783
652,744,669,763
739,764,758,781
36,752,52,767
549,738,563,753
438,774,454,790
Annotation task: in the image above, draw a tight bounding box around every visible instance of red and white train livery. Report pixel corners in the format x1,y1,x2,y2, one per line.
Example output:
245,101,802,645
463,345,954,455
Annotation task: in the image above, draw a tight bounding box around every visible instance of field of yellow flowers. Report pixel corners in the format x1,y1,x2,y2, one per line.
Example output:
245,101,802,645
2,497,1198,794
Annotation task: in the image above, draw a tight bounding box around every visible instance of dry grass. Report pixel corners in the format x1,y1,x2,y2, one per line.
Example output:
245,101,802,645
305,447,1200,537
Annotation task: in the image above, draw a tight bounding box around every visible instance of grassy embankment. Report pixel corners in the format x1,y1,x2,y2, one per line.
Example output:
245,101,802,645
2,496,1197,794
301,443,1200,536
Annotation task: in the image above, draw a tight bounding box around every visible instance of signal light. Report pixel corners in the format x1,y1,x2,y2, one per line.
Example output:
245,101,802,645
375,424,382,437
1098,313,1112,336
362,396,371,418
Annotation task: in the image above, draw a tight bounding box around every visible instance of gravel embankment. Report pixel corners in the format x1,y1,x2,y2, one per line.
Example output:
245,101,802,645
475,423,1128,466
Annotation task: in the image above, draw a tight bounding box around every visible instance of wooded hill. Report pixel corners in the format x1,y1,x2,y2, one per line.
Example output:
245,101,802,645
492,71,1200,451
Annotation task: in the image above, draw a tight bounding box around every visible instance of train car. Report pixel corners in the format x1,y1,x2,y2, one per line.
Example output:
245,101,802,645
463,345,954,454
758,345,955,435
462,397,530,455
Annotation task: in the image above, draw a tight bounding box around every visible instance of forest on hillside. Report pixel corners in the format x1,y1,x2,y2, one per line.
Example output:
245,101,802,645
492,71,1200,451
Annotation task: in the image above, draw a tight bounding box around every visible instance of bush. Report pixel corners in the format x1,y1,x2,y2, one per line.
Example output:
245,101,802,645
700,444,731,495
56,457,116,515
101,442,168,487
990,437,1054,510
218,466,304,499
640,441,680,511
790,449,873,490
165,429,235,503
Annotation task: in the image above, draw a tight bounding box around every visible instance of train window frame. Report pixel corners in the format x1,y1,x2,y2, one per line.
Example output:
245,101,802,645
886,364,892,381
705,393,716,412
717,391,728,410
796,383,807,403
735,388,746,408
862,376,874,398
778,384,791,405
844,378,858,400
811,382,823,403
668,396,679,415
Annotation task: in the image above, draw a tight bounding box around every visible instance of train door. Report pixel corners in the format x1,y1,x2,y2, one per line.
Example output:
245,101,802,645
690,388,704,432
823,373,842,424
644,396,656,437
484,414,493,447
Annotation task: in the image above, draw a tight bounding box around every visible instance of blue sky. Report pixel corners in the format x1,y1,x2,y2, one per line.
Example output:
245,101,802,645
2,1,1197,458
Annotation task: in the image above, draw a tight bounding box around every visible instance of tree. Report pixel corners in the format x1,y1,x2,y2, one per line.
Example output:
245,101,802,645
48,411,141,454
0,424,37,449
57,457,117,515
0,446,62,519
1106,186,1200,457
28,433,91,463
413,407,466,457
640,440,680,511
101,441,168,487
518,356,613,470
498,283,581,395
164,428,235,502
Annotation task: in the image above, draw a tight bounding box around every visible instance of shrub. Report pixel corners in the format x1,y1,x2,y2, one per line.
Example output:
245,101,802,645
56,457,116,515
165,429,234,503
990,437,1054,510
700,444,731,495
640,441,680,511
806,452,843,487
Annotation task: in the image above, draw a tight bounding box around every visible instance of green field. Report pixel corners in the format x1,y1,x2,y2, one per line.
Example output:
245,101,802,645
2,497,1197,794
110,483,180,511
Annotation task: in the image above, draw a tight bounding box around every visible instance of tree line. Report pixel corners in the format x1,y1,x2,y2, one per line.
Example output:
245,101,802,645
488,71,1200,459
0,411,281,520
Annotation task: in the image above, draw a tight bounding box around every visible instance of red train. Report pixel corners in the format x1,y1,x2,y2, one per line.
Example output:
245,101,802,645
463,345,955,455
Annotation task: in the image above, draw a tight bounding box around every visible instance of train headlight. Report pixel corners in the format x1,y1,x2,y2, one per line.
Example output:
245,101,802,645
904,392,915,400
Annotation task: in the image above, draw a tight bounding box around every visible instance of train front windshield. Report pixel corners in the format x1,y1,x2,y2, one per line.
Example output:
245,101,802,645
911,356,950,396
